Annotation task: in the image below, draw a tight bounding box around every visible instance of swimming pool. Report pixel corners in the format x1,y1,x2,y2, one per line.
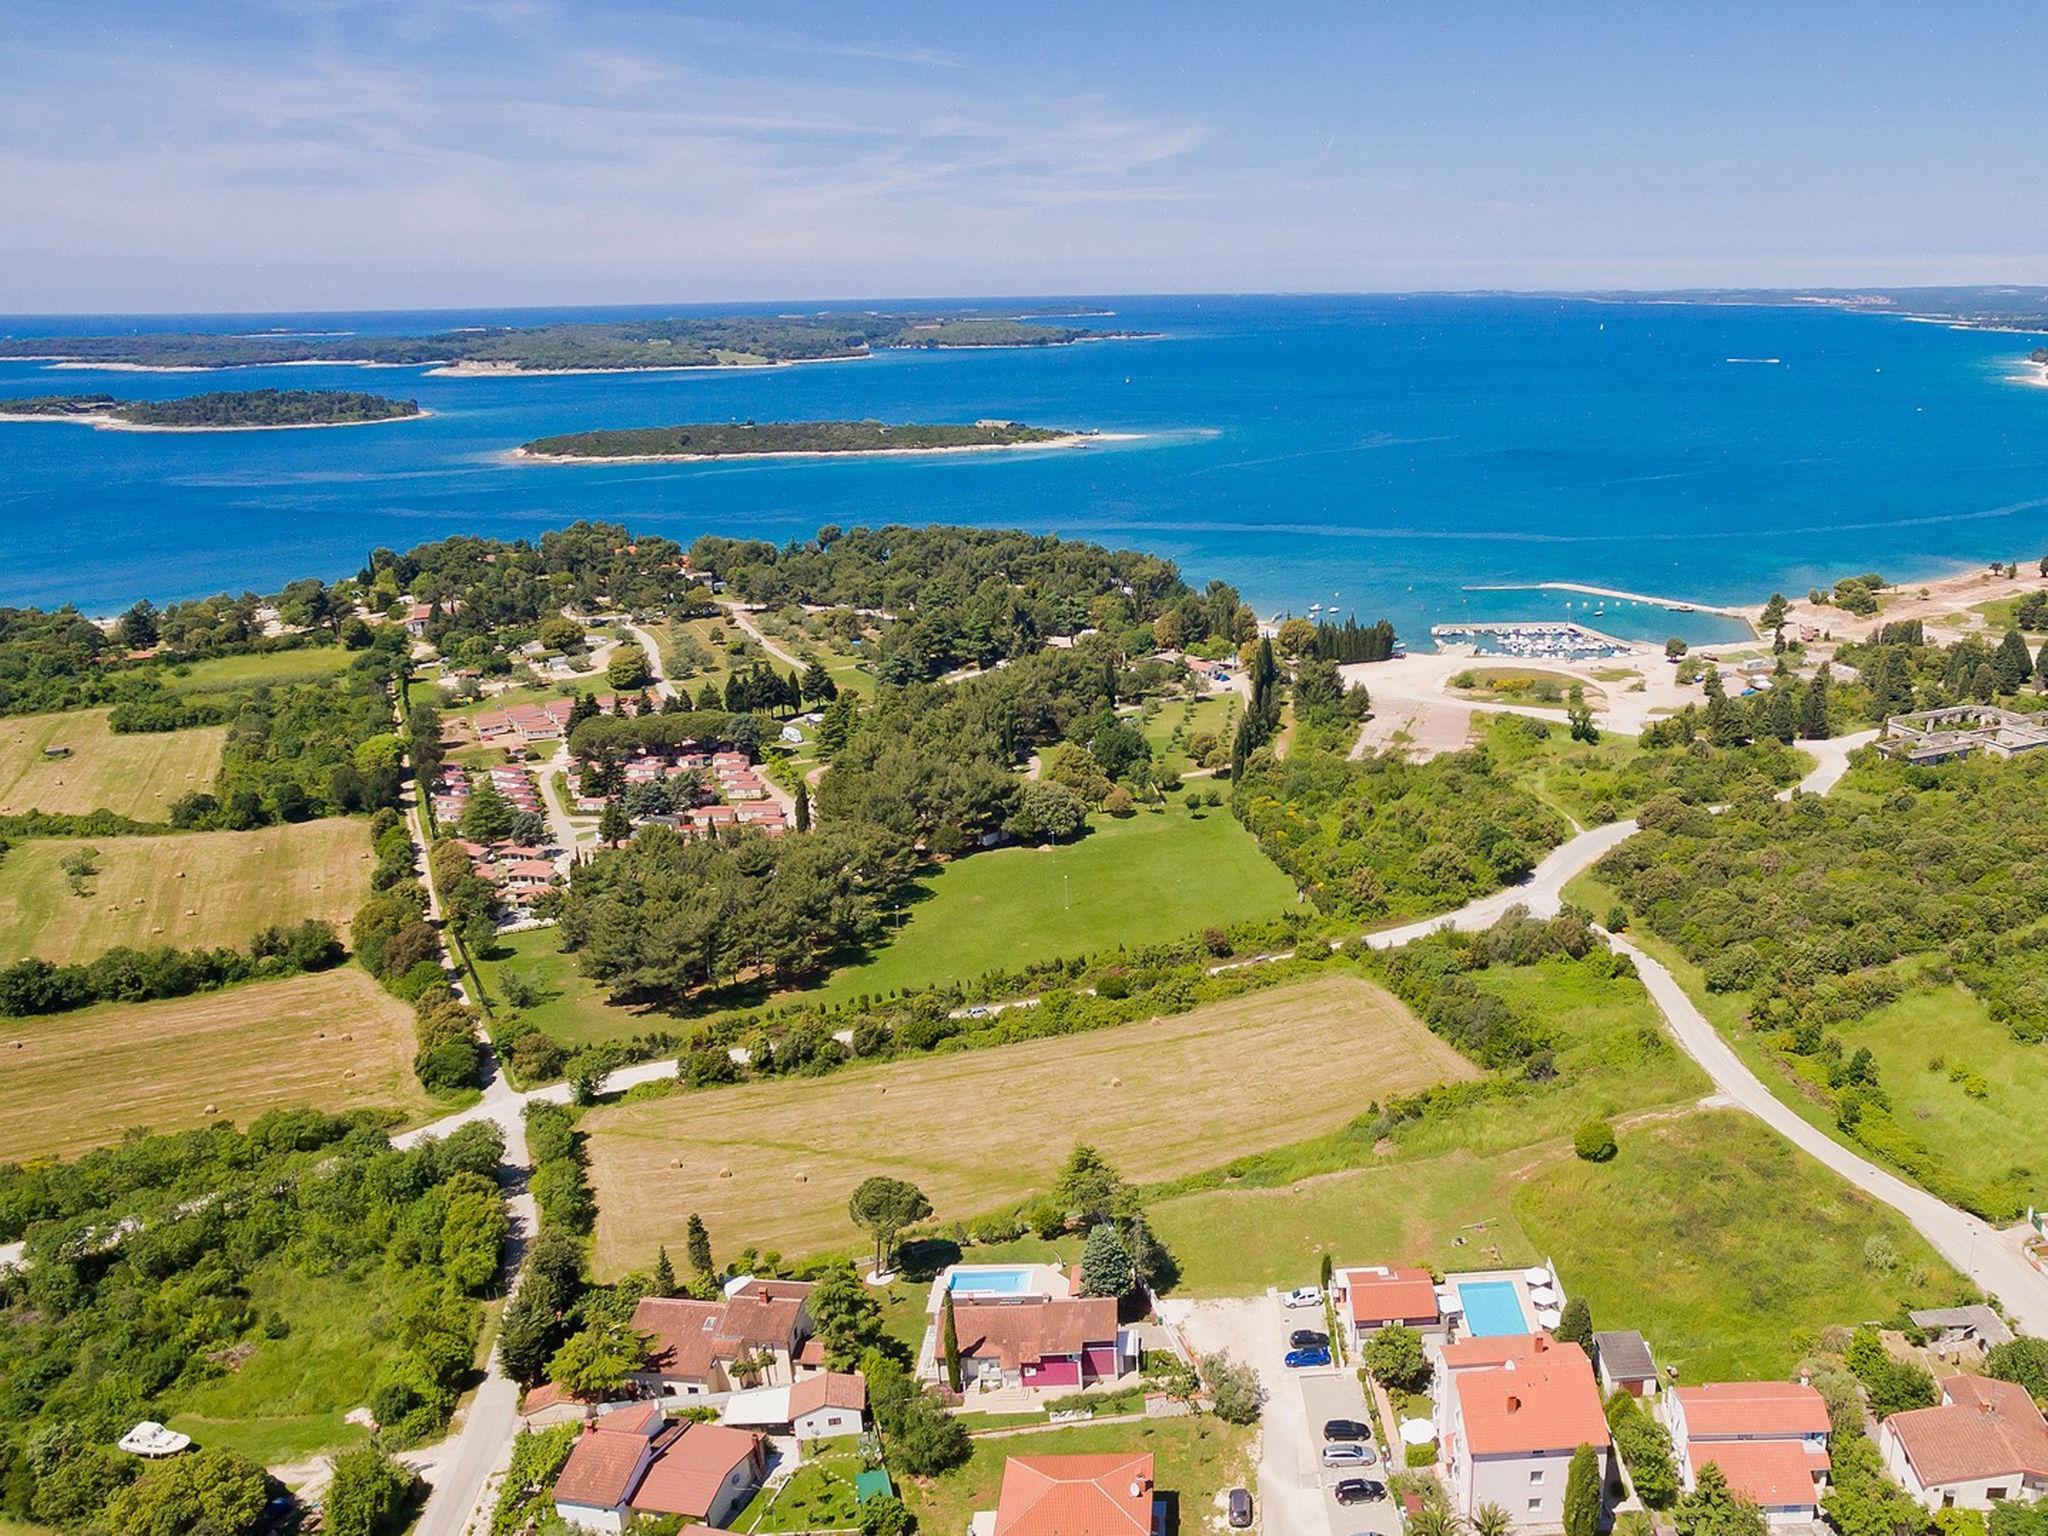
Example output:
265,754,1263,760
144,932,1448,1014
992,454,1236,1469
946,1267,1032,1296
1457,1280,1532,1337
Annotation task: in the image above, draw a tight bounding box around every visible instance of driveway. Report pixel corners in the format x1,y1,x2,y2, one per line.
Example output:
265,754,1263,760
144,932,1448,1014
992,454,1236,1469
1164,1293,1397,1536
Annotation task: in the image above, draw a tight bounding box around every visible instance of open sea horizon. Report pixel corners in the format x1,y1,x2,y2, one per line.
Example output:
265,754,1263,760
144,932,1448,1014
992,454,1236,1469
3,293,2044,648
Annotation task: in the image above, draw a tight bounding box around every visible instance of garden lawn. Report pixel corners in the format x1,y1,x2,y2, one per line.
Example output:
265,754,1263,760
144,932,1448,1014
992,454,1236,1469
472,923,668,1050
0,967,437,1163
582,973,1473,1277
733,1448,865,1533
0,820,372,964
0,709,224,821
902,1416,1253,1536
797,806,1297,1009
161,645,352,692
1141,690,1239,780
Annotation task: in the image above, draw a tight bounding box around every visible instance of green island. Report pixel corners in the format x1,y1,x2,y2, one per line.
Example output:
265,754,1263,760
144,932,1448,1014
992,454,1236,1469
0,388,423,430
0,312,1127,373
518,418,1080,461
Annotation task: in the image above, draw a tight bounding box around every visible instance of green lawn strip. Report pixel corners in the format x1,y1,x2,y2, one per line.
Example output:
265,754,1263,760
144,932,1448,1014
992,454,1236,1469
1139,691,1238,780
161,645,353,692
901,1417,1253,1536
1516,1111,1975,1380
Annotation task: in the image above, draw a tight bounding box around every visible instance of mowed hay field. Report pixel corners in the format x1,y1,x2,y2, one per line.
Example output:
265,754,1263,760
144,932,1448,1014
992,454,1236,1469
0,708,224,820
0,968,435,1163
584,973,1477,1277
0,821,373,963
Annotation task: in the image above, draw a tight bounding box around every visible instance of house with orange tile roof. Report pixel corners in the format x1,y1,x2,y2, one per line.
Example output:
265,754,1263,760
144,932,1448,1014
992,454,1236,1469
1435,1335,1611,1531
971,1452,1159,1536
1331,1264,1444,1348
923,1294,1131,1395
551,1409,765,1533
629,1277,814,1397
1663,1380,1831,1525
1880,1375,2048,1511
719,1369,867,1441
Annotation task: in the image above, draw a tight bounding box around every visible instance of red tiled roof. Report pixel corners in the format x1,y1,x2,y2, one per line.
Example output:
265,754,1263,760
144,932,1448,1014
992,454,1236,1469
553,1418,654,1509
1440,1331,1558,1371
1689,1442,1828,1509
632,1289,809,1383
1886,1377,2048,1486
1453,1341,1610,1457
993,1453,1155,1536
951,1297,1120,1370
1674,1382,1831,1440
629,1424,763,1519
1340,1266,1441,1328
789,1371,866,1417
797,1338,825,1367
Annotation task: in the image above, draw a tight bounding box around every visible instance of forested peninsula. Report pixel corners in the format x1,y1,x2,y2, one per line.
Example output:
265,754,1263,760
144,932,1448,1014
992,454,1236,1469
517,419,1086,462
0,388,423,430
0,313,1125,374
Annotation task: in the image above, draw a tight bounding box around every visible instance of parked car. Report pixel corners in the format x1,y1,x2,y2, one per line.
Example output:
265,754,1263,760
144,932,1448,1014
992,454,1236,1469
1322,1418,1371,1442
1334,1479,1387,1506
1291,1329,1331,1350
1283,1345,1332,1369
1227,1488,1253,1529
1321,1443,1372,1467
1283,1286,1323,1308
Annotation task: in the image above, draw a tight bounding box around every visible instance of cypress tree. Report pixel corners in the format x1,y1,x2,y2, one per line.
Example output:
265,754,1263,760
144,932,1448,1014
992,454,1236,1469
1798,668,1832,740
794,779,811,832
1563,1442,1601,1536
1995,628,2033,693
941,1290,962,1392
652,1245,677,1297
686,1212,714,1279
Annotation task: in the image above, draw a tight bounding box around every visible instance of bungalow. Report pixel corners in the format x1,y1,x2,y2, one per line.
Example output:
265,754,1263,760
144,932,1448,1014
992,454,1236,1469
551,1407,765,1534
630,1278,814,1397
1592,1331,1658,1399
1664,1381,1831,1526
1435,1335,1612,1531
972,1452,1159,1536
1330,1265,1443,1348
1880,1376,2048,1511
929,1295,1130,1393
719,1370,867,1442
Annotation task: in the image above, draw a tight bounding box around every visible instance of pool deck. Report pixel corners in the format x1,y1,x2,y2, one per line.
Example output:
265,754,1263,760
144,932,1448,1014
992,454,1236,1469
1439,1265,1565,1340
925,1261,1075,1315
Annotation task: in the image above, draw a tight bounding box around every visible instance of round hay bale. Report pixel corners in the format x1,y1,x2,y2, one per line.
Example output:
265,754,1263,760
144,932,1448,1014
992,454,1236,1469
342,1069,357,1080
719,1167,733,1179
204,1103,216,1114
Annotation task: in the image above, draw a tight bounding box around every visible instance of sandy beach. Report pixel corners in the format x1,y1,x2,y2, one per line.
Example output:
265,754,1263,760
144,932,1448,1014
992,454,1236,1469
510,430,1139,465
0,408,429,433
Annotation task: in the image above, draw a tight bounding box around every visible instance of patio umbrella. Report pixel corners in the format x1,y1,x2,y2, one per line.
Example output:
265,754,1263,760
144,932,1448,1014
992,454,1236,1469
1523,1265,1551,1284
1399,1418,1437,1446
1529,1285,1559,1306
1535,1307,1562,1329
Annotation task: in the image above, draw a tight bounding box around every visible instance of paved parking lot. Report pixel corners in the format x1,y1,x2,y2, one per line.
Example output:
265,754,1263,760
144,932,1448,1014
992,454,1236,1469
1163,1292,1402,1536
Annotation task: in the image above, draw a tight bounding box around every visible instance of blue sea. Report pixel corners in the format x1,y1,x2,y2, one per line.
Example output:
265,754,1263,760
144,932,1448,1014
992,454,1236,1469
3,294,2045,648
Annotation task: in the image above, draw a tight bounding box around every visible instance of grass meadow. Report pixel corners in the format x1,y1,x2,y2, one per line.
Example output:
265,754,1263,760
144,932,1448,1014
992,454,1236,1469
0,708,224,820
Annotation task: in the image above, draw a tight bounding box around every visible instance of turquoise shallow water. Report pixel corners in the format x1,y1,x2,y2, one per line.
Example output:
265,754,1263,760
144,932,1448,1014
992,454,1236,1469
2,294,2044,646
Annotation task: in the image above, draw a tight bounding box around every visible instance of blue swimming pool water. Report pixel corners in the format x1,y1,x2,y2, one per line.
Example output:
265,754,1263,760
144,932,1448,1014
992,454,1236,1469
947,1268,1032,1295
1458,1280,1532,1337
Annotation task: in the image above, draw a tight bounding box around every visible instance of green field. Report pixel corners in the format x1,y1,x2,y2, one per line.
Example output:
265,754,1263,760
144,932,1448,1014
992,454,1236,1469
0,820,371,963
799,807,1298,1008
477,805,1298,1047
1140,690,1239,780
1449,666,1605,711
901,1416,1253,1536
162,645,352,692
0,708,224,820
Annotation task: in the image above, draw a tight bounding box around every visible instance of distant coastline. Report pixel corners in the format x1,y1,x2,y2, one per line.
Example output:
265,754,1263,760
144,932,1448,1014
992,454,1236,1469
513,426,1138,465
0,409,431,434
0,387,426,432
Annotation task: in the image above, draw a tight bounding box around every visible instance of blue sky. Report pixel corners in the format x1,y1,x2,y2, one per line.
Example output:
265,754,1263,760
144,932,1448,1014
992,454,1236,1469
4,1,2045,312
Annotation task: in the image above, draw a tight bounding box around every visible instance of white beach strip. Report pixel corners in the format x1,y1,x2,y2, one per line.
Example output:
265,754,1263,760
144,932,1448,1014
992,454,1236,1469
508,431,1143,466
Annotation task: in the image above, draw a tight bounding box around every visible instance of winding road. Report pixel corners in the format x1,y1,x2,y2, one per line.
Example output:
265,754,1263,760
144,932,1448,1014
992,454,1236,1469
375,720,2048,1529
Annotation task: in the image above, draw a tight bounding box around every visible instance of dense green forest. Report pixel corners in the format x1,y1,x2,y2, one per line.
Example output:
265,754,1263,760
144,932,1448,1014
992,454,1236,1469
522,419,1070,459
0,1112,505,1527
0,389,420,427
0,313,1111,371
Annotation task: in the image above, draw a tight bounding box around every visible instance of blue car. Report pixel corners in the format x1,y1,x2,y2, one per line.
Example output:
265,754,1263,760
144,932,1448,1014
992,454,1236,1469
1283,1345,1332,1368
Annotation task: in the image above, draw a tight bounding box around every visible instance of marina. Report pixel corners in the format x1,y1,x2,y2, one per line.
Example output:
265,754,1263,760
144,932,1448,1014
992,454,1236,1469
1428,620,1633,660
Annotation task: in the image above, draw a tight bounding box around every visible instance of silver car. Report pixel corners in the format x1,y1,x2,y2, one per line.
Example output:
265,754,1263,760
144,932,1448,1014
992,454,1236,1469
1321,1442,1372,1467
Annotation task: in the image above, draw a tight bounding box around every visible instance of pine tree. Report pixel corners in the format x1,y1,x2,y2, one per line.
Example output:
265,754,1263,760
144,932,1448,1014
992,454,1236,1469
1079,1222,1135,1298
941,1290,962,1392
686,1212,714,1279
597,798,631,847
652,1245,677,1297
2036,639,2048,692
1798,667,1832,740
1995,628,2033,693
794,779,810,832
